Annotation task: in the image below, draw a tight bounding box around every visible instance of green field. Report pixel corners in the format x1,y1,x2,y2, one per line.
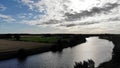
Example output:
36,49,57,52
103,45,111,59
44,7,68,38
20,36,60,43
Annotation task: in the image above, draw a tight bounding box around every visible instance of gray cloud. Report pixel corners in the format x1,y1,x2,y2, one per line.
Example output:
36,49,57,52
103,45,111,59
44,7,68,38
60,23,76,27
60,16,120,27
108,17,120,21
64,3,119,21
36,19,62,25
60,21,100,27
37,2,120,26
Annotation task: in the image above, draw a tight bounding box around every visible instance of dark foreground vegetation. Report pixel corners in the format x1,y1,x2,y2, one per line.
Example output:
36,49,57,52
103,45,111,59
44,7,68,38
74,60,95,68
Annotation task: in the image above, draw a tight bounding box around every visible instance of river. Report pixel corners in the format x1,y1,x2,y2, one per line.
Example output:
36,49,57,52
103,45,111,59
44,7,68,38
0,37,114,68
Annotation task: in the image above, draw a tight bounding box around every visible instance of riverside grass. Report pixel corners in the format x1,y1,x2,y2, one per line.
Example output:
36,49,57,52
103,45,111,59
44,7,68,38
20,36,60,43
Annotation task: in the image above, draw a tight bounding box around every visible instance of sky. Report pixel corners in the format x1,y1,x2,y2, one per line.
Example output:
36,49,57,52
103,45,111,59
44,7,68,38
0,0,120,34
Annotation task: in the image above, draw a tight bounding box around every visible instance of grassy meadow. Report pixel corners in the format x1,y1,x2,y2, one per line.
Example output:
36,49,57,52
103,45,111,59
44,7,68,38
20,36,60,43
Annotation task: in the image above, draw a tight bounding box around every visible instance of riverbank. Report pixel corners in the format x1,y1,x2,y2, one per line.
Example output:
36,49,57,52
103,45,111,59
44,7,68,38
0,34,87,60
0,39,53,60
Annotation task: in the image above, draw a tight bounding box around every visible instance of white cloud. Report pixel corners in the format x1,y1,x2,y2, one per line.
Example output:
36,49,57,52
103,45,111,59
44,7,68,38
17,13,34,19
21,0,34,10
20,0,120,33
0,14,15,22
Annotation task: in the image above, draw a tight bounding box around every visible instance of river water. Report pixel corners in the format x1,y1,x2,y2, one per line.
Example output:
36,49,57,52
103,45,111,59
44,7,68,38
0,37,114,68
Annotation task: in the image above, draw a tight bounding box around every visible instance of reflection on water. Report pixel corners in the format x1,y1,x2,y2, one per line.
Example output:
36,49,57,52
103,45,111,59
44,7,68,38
73,37,114,67
0,37,114,68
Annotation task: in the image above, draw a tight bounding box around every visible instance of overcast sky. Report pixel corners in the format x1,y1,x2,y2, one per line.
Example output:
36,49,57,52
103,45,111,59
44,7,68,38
0,0,120,34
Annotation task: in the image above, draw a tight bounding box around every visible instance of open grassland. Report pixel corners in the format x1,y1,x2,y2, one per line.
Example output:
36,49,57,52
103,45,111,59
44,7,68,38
20,36,60,43
0,39,52,52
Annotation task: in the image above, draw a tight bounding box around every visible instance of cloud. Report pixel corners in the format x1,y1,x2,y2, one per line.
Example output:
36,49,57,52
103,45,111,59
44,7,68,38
59,17,120,27
40,2,120,28
0,14,15,22
59,21,100,27
0,4,6,11
64,3,119,21
19,0,120,33
21,0,34,10
17,13,34,20
108,17,120,21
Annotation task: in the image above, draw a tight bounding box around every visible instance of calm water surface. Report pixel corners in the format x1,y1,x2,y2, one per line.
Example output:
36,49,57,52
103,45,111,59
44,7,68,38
0,37,114,68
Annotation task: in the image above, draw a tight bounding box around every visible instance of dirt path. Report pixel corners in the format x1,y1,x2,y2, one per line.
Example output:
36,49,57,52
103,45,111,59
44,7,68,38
0,39,53,52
